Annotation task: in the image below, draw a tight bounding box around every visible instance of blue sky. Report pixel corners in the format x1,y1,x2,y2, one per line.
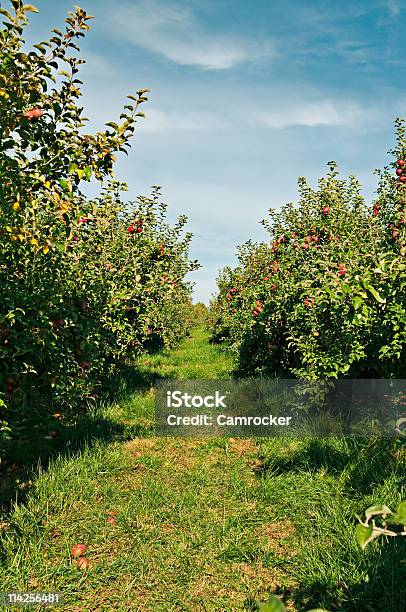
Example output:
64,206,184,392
23,0,405,303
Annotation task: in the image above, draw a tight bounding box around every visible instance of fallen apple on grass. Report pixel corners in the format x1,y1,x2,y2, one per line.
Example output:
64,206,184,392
77,557,91,570
71,544,86,558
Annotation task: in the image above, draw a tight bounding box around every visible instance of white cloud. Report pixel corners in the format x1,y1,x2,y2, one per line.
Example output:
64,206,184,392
334,41,372,64
256,100,375,129
108,0,272,70
387,0,400,17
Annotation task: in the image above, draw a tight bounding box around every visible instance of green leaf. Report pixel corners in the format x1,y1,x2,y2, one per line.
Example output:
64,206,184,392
391,501,406,525
59,179,69,193
353,296,363,310
355,524,374,550
364,505,392,521
364,283,386,304
84,166,92,181
257,595,286,612
23,4,39,12
1,140,14,150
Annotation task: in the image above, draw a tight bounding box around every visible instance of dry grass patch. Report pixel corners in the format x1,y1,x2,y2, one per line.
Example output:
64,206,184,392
254,519,295,555
189,560,289,609
228,437,258,457
125,437,203,473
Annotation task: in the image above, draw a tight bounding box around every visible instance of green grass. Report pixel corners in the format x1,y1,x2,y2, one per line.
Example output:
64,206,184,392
0,327,405,611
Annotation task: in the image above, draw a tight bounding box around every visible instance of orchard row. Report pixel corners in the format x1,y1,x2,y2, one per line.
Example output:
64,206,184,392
0,3,197,443
209,122,406,379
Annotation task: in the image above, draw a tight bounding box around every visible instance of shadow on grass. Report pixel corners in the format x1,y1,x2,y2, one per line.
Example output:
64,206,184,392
255,437,405,610
246,537,405,612
258,438,404,496
291,538,406,612
104,360,162,400
0,359,176,513
258,439,350,476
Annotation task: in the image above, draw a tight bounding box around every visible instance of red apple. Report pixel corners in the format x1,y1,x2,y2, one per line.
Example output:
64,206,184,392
77,557,90,570
71,544,87,558
304,298,314,307
24,108,44,121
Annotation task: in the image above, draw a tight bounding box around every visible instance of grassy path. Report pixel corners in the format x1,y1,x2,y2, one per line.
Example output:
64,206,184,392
0,328,404,611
